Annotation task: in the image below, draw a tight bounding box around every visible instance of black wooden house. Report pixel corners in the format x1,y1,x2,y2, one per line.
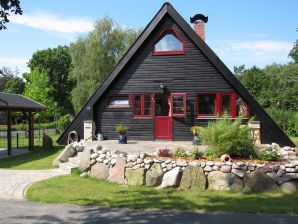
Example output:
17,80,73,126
58,3,294,147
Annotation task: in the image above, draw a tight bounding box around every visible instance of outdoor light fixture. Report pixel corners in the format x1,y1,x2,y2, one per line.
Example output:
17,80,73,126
160,83,165,93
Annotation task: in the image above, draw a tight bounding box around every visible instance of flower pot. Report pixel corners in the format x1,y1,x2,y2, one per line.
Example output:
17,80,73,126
118,134,127,144
193,133,201,146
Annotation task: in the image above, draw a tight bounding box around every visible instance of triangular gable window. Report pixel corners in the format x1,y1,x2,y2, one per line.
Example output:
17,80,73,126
153,27,184,55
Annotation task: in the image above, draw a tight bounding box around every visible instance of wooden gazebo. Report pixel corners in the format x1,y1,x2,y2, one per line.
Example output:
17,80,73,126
0,92,47,156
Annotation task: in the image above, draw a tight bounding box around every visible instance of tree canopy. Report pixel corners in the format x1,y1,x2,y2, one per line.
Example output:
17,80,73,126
4,76,25,94
69,17,141,113
0,0,22,30
27,45,74,115
0,66,19,91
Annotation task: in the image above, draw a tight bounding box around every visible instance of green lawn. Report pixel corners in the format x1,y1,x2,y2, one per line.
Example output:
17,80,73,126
0,133,63,170
290,137,298,146
26,172,298,214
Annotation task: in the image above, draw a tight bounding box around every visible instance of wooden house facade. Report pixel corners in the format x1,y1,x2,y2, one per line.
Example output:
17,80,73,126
58,3,294,147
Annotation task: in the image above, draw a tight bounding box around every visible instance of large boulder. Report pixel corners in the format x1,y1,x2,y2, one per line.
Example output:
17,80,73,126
126,168,145,185
280,181,297,194
108,157,126,184
180,166,206,190
145,163,164,187
244,169,280,192
208,171,243,191
160,167,182,188
78,148,93,172
52,144,76,166
42,134,53,149
90,163,109,179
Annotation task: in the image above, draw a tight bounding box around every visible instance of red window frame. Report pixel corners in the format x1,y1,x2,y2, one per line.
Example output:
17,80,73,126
170,93,186,117
152,27,185,55
133,94,153,118
107,95,130,108
197,93,247,118
196,93,218,118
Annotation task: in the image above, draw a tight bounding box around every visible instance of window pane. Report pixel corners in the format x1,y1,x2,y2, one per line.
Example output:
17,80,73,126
198,95,215,115
144,95,150,102
109,96,129,106
236,96,248,116
173,107,184,114
134,108,141,115
221,95,231,115
155,34,183,52
144,108,151,116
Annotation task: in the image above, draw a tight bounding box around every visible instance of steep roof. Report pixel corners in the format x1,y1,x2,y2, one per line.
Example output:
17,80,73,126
0,92,47,111
58,2,294,146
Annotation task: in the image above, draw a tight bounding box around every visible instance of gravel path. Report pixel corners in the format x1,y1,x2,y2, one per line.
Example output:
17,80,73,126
0,169,68,200
0,200,297,224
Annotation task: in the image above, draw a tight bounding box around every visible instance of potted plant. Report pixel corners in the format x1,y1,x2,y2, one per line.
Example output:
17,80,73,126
190,126,201,146
115,125,128,144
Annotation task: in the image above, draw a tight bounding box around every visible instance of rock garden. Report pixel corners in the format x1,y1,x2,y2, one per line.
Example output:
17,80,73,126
53,118,298,194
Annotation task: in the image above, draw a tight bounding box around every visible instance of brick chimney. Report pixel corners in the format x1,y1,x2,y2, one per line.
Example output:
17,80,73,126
190,14,208,41
194,22,205,41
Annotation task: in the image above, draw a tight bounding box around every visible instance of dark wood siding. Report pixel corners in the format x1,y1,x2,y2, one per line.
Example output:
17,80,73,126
94,16,236,141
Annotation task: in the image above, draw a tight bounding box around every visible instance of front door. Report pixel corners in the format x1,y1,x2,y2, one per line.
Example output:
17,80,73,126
154,93,172,140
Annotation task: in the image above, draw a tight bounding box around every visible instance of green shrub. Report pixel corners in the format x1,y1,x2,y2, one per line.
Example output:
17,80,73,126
200,117,256,158
189,147,203,159
115,125,128,135
173,146,187,158
258,146,281,161
57,114,71,133
203,149,217,160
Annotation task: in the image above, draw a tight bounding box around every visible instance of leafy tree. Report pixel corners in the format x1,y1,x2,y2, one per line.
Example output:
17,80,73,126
0,66,18,91
289,39,298,63
0,0,22,30
4,76,25,94
240,66,269,104
69,17,140,113
27,46,74,115
24,68,54,121
233,64,246,76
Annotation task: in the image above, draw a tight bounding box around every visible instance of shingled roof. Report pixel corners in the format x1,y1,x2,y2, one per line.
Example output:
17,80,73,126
0,92,47,111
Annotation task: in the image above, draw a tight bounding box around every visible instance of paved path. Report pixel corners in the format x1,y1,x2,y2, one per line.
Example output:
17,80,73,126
0,169,68,200
0,200,297,224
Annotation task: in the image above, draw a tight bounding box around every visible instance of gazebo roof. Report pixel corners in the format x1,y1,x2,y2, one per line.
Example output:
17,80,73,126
0,92,47,112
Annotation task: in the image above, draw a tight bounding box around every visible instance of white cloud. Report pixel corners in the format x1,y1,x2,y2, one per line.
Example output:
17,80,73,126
208,40,292,68
246,33,268,38
0,57,29,75
10,11,94,33
0,57,28,65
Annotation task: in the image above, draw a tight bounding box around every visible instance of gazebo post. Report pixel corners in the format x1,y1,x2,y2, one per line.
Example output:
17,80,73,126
7,109,12,156
28,112,34,151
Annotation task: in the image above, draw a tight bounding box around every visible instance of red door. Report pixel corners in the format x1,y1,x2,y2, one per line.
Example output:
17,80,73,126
155,116,172,140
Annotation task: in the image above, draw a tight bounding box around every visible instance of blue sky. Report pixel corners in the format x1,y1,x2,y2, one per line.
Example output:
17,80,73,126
0,0,297,74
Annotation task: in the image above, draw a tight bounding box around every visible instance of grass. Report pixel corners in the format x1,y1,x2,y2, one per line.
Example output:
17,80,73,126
290,136,298,146
27,172,298,214
0,133,64,170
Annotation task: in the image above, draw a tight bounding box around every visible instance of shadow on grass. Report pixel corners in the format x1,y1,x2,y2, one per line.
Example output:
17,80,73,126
0,145,62,169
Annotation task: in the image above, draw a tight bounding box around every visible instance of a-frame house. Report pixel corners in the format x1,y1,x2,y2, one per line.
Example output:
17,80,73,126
58,3,294,147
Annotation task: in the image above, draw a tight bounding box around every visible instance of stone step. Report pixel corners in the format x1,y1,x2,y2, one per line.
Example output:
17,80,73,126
77,152,84,157
68,157,80,166
59,162,78,174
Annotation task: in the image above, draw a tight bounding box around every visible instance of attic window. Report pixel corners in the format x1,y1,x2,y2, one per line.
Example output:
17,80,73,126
153,27,184,55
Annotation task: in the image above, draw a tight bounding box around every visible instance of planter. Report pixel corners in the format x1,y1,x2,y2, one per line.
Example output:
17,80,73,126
118,134,127,144
98,133,104,141
193,133,201,146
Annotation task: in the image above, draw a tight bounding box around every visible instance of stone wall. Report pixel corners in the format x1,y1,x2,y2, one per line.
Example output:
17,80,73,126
70,143,298,194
